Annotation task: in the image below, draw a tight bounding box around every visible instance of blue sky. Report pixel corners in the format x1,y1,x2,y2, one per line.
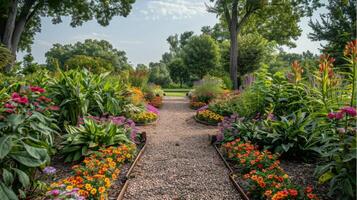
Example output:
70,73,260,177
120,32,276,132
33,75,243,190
18,0,326,66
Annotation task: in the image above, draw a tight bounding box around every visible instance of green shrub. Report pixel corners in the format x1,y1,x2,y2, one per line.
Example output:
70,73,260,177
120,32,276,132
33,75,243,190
61,117,132,162
193,75,224,103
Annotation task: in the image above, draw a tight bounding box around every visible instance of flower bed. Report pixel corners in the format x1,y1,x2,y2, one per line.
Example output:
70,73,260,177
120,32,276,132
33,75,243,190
131,111,158,125
195,109,224,125
46,144,136,199
218,138,319,200
189,101,207,110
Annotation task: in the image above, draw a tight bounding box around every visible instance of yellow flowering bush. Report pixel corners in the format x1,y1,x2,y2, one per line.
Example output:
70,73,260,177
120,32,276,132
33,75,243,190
196,109,224,124
46,144,136,200
132,111,158,124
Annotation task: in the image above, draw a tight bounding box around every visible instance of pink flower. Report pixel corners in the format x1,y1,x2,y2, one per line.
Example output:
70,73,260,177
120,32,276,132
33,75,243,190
11,92,20,99
4,103,15,109
327,112,336,119
18,97,29,104
341,106,357,117
5,109,14,113
335,111,344,120
33,102,40,106
48,106,60,111
29,86,45,93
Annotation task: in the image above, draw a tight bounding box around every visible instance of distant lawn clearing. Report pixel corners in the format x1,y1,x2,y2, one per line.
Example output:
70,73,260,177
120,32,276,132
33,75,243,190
163,89,191,97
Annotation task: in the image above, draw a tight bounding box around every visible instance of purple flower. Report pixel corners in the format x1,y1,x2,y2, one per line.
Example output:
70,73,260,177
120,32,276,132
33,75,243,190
43,166,56,175
341,106,357,117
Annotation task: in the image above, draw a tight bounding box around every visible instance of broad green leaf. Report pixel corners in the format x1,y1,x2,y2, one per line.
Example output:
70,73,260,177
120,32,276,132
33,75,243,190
10,151,46,167
318,171,334,184
2,169,13,186
0,136,12,159
12,169,30,188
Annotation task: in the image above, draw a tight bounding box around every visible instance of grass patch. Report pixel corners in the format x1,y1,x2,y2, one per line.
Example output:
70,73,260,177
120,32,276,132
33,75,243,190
163,88,191,92
165,91,187,97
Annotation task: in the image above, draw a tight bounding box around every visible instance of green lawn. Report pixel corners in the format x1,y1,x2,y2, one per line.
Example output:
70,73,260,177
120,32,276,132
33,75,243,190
163,88,191,97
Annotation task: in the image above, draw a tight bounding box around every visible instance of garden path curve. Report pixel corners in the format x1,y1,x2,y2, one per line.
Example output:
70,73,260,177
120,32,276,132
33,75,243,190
124,97,241,200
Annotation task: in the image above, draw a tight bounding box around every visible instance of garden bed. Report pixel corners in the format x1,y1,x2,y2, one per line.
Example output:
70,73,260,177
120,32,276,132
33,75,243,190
134,117,159,126
211,136,331,200
35,133,147,200
194,115,219,126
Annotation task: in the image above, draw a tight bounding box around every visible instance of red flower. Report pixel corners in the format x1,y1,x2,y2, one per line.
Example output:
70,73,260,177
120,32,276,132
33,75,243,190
288,189,298,197
257,164,263,169
305,186,313,193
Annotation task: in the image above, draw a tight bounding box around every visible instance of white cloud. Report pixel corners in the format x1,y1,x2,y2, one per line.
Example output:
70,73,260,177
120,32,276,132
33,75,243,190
140,0,211,20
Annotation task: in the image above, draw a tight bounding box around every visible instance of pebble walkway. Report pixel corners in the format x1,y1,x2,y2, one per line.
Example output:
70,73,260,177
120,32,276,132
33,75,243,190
124,97,241,200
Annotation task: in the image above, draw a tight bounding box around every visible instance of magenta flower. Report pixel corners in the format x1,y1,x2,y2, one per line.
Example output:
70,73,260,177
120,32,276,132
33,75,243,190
335,111,344,120
327,112,336,119
341,106,357,117
48,189,60,196
11,92,20,99
4,103,15,109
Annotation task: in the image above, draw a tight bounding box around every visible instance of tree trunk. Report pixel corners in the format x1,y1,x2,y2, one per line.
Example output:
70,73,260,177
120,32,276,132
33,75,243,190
2,0,18,50
230,0,239,90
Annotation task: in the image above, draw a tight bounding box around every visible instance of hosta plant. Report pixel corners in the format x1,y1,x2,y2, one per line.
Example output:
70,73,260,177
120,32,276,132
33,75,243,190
61,117,133,162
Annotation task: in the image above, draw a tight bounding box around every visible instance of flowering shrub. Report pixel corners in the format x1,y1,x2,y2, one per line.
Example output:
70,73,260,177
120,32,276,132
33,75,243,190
47,144,136,200
223,138,319,200
189,101,207,110
131,111,158,124
0,85,59,199
196,109,224,124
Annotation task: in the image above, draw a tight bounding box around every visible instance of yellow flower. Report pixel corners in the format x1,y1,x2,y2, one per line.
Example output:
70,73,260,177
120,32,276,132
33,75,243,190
90,188,97,195
85,184,92,191
283,174,289,179
66,185,74,191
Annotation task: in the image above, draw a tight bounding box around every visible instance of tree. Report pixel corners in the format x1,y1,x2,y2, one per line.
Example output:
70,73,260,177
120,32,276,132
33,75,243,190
148,62,172,87
181,35,220,79
45,39,131,72
209,0,320,89
309,0,356,65
167,58,189,87
221,33,275,77
0,0,135,71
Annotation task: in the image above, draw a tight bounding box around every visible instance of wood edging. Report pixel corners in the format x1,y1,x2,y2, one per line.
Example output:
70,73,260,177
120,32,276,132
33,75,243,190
211,136,250,200
116,132,147,200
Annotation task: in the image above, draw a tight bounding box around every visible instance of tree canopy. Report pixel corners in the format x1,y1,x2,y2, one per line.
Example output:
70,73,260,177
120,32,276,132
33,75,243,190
309,0,356,65
0,0,135,71
181,35,220,79
45,39,131,72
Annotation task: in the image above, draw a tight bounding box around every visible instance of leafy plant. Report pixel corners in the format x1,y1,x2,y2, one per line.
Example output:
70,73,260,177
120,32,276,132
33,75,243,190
61,118,132,162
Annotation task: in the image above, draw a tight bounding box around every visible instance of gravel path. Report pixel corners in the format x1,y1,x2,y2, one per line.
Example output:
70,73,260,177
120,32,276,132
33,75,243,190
124,97,241,200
